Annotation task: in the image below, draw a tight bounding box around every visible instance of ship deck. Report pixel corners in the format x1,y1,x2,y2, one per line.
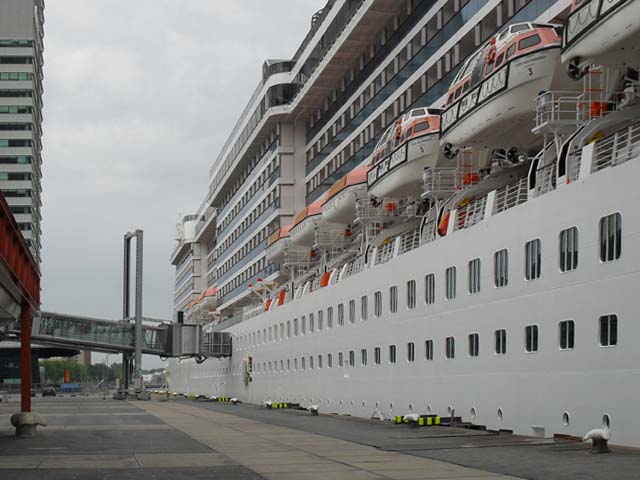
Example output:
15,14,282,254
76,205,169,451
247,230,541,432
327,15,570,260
2,395,640,479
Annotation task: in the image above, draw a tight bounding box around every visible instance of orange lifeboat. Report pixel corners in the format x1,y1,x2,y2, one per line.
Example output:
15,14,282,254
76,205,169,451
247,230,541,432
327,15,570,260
290,197,328,247
266,223,293,264
321,165,370,225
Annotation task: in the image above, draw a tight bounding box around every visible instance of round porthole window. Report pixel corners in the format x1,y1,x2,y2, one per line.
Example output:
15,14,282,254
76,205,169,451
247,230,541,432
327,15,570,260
603,414,611,428
497,408,504,421
470,407,477,419
562,411,570,427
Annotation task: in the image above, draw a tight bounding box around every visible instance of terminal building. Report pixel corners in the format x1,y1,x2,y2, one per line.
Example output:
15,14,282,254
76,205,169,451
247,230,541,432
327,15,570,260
0,0,45,262
172,0,569,320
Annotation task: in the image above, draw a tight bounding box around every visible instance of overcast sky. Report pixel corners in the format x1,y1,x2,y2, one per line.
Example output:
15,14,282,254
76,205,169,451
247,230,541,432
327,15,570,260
40,0,324,368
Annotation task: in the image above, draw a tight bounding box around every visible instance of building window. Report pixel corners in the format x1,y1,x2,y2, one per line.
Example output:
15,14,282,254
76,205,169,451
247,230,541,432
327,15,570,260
327,307,333,328
374,347,381,365
389,345,397,363
374,291,382,317
525,239,542,280
469,333,479,357
445,267,456,300
407,342,415,362
599,213,622,262
559,320,575,350
390,286,398,313
495,329,507,355
494,249,508,287
468,258,481,294
425,339,434,360
559,227,578,272
599,314,618,347
361,296,368,321
338,303,345,326
349,350,355,367
425,273,435,305
525,325,538,353
338,352,344,367
406,280,416,309
349,299,356,324
445,337,455,359
361,348,368,366
327,353,333,368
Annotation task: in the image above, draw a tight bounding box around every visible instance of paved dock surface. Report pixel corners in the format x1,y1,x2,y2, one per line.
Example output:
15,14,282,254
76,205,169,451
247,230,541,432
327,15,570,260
0,396,637,479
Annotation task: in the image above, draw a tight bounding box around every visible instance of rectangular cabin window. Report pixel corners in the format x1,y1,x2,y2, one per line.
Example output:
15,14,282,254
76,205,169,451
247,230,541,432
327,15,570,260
469,333,479,357
327,307,333,328
525,239,542,280
425,273,436,305
494,249,509,288
349,350,355,367
317,310,323,330
294,358,298,370
294,318,299,336
338,352,344,368
301,357,306,370
559,320,575,350
446,266,457,300
374,347,381,365
468,258,481,294
599,213,622,262
318,354,323,368
518,34,541,51
389,345,397,364
361,296,368,321
559,227,579,272
525,325,539,353
361,349,368,366
599,314,618,347
301,316,306,335
374,291,382,317
337,303,345,326
390,286,398,313
506,44,516,59
407,342,415,362
445,337,455,359
495,329,507,355
327,353,333,368
309,356,314,369
280,323,284,340
287,321,291,338
407,280,416,309
309,313,314,333
349,300,356,324
425,340,434,360
494,52,505,68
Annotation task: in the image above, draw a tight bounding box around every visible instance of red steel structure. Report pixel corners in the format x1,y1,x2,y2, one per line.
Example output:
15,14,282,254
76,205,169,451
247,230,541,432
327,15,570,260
0,191,40,412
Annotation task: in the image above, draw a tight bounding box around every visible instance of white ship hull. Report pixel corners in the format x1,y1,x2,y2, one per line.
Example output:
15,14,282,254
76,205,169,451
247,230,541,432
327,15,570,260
562,0,640,69
170,153,640,446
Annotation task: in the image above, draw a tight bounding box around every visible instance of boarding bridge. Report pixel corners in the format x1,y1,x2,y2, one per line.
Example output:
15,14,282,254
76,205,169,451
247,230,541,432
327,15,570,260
10,311,232,359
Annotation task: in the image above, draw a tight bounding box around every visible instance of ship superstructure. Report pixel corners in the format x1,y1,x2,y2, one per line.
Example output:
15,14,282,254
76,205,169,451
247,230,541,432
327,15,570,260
169,0,640,447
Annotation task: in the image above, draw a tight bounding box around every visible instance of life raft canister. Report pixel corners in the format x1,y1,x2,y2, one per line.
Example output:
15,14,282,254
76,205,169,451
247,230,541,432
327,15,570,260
437,211,450,236
319,271,331,288
277,289,286,305
264,298,273,311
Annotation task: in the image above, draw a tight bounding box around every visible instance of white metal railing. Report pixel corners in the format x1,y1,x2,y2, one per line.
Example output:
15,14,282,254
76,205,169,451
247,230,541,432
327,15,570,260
534,91,584,130
454,196,486,231
534,162,556,197
567,150,582,183
284,248,314,266
493,177,528,214
355,199,385,223
420,209,438,245
315,228,348,246
592,121,640,174
398,228,420,255
375,241,395,265
422,168,459,198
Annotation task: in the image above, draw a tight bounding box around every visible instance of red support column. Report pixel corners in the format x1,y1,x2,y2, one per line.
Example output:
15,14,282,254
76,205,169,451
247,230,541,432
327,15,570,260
20,301,32,413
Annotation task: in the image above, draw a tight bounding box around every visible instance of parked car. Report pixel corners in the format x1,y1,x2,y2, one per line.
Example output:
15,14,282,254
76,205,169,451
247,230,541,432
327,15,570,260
42,386,56,397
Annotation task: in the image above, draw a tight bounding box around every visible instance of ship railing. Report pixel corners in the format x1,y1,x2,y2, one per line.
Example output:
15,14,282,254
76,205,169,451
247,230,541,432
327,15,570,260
422,168,459,198
567,150,582,183
420,209,438,245
534,91,583,133
492,177,528,215
398,228,421,256
534,162,556,197
591,121,640,174
284,248,314,267
315,228,348,247
354,199,386,224
375,241,395,265
348,256,366,277
454,196,486,231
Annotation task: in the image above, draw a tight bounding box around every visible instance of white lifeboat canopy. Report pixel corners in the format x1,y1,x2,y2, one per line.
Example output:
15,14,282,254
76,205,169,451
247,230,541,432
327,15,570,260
289,198,326,247
322,165,370,225
266,223,293,264
440,23,574,151
367,108,444,198
562,0,640,73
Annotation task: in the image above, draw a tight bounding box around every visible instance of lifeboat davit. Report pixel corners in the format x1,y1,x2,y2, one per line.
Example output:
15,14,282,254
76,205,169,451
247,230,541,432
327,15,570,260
440,23,573,151
322,166,369,225
290,198,328,247
367,108,445,198
562,0,640,75
266,224,292,264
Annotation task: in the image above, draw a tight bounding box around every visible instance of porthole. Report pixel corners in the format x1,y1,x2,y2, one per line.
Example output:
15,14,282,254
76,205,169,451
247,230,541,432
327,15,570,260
603,414,611,428
497,408,504,421
562,411,570,427
470,407,477,419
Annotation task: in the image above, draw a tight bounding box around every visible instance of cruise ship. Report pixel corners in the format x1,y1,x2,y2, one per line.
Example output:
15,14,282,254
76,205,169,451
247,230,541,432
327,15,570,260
169,0,640,447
